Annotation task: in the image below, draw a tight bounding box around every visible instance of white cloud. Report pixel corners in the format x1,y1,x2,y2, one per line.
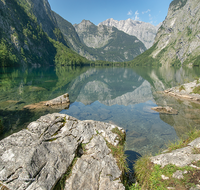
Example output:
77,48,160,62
127,10,133,16
134,10,140,20
142,9,151,14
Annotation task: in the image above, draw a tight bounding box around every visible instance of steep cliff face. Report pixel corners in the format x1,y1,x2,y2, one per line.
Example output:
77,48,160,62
73,20,146,62
53,12,98,61
152,0,200,66
99,18,160,49
129,0,200,67
0,0,55,66
0,0,88,67
17,0,67,45
74,20,114,49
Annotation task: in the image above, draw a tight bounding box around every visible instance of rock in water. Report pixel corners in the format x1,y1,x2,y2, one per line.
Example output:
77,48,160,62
151,106,178,115
0,113,125,190
44,93,70,106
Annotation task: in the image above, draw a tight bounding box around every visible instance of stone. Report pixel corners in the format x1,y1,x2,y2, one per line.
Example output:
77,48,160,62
0,113,125,190
151,145,200,168
190,164,200,170
188,137,200,148
172,170,184,179
44,93,70,106
23,93,70,110
161,174,169,180
151,106,178,115
190,185,200,190
164,79,200,102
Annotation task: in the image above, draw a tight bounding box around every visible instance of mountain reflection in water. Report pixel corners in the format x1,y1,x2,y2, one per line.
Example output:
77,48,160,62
1,66,200,156
60,67,178,155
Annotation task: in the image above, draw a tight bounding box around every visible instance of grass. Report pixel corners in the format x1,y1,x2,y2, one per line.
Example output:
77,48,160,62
0,183,9,190
128,129,200,189
195,77,200,84
131,157,198,189
179,85,185,92
53,157,78,190
106,127,128,183
192,86,200,94
167,128,200,152
53,143,85,190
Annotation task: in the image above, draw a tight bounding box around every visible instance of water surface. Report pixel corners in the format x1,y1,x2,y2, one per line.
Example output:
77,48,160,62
1,65,200,156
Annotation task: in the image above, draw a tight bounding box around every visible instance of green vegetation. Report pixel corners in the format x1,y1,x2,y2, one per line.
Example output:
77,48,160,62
54,12,146,62
192,86,200,94
179,85,185,91
133,161,196,189
169,0,188,11
53,143,86,190
167,128,200,152
170,56,182,67
187,26,192,36
127,43,161,66
195,77,199,84
193,55,200,66
0,39,17,67
0,0,93,67
128,128,200,189
106,127,128,183
53,157,78,190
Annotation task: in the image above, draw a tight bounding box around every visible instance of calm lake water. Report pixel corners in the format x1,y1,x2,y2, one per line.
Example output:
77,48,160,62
1,65,200,157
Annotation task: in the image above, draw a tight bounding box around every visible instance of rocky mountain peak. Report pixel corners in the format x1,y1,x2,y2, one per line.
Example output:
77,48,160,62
72,19,146,61
78,19,95,27
98,18,159,49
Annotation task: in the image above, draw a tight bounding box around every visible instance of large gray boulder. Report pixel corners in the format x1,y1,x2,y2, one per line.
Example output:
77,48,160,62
151,137,200,167
0,113,125,190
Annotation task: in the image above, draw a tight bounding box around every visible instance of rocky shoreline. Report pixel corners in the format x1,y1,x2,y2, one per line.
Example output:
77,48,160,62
0,113,126,190
1,86,200,189
164,79,200,102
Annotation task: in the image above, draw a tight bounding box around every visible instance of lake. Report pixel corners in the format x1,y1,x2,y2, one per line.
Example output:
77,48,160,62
1,65,200,157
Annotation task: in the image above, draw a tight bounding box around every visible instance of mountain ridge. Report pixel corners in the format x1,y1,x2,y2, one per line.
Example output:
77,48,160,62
129,0,200,67
98,18,160,49
0,0,89,67
73,19,146,62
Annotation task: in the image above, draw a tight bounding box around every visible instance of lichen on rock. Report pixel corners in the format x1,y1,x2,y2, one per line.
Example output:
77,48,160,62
0,113,125,190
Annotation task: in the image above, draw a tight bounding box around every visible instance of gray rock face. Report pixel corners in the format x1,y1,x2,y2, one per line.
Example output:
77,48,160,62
0,113,125,190
152,0,200,66
151,137,200,167
99,18,160,49
74,20,114,49
73,19,146,62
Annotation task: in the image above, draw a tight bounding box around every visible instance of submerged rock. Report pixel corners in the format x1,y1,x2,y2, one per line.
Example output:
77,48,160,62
151,106,178,115
44,93,70,106
23,93,70,110
164,79,200,102
0,113,125,190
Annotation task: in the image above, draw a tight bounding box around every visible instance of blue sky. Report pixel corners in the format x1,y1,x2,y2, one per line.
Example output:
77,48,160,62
48,0,172,26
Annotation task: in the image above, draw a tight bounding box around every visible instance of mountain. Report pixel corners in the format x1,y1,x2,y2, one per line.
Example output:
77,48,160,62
99,18,160,49
73,20,146,62
53,12,101,61
0,0,89,67
129,0,200,67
